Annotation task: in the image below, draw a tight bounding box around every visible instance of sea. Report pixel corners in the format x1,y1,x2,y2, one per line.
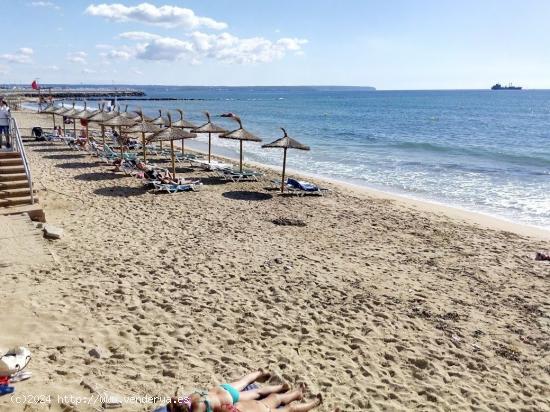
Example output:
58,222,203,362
29,86,550,230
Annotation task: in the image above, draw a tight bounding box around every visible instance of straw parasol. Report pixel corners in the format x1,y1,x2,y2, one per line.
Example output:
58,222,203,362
52,102,71,134
192,112,227,164
262,128,310,193
100,115,138,158
125,110,161,162
150,109,168,150
171,109,198,155
147,112,196,177
87,104,117,144
219,114,262,172
73,101,98,141
150,109,168,126
118,104,151,121
62,102,85,139
40,103,58,129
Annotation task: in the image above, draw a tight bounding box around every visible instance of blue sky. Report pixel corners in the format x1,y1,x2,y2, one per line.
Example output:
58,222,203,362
1,0,550,89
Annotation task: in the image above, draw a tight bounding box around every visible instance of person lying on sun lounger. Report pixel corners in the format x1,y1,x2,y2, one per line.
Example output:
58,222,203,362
165,370,323,412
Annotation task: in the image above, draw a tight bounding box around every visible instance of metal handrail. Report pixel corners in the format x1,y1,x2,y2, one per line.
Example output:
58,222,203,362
9,117,34,204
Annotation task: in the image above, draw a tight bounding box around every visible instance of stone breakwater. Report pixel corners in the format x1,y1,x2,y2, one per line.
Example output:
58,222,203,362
2,88,145,99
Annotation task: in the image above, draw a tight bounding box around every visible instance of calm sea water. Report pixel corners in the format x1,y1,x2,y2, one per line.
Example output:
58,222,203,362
45,86,550,229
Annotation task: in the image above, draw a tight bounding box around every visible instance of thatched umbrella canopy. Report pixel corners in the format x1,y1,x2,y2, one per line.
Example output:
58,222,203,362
150,109,168,126
149,109,168,150
52,103,72,134
62,103,86,138
40,103,58,129
192,112,227,164
262,128,310,193
219,114,262,172
100,115,138,158
73,102,100,141
40,103,56,113
52,103,70,115
147,112,196,176
118,104,152,121
125,110,161,162
171,109,198,155
87,105,117,144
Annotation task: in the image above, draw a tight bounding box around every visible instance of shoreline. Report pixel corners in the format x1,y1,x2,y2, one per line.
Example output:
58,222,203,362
181,140,550,241
18,107,550,241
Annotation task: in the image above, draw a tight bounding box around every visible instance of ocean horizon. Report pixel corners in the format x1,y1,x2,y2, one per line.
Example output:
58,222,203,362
24,85,550,230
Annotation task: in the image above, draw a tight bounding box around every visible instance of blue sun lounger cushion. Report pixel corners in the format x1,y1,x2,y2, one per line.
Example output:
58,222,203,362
287,178,318,192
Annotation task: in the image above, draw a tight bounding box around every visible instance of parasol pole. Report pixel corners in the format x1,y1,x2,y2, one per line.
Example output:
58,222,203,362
85,121,89,145
239,140,243,172
208,132,212,163
170,139,176,177
281,147,287,193
119,126,123,158
142,131,147,162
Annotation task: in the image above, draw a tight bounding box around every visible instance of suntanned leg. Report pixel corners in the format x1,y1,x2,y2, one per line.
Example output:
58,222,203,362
229,369,271,391
238,383,290,401
279,394,323,412
260,387,303,409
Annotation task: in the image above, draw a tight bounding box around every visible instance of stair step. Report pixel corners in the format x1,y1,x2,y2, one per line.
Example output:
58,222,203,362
0,158,23,167
0,166,26,174
0,188,36,199
0,152,21,159
0,174,28,182
0,203,45,222
0,196,38,208
0,181,30,190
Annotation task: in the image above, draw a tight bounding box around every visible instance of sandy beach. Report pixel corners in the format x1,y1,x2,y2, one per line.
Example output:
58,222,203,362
1,110,549,411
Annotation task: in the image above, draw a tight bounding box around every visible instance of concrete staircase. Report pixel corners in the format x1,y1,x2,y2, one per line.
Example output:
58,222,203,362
0,151,44,221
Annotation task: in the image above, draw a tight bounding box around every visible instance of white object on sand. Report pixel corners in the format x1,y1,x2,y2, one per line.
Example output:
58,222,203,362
0,346,31,377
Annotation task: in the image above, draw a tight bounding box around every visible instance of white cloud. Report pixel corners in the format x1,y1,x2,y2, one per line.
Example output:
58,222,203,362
118,31,161,41
85,3,227,30
1,47,34,64
45,65,60,71
135,36,193,60
30,1,60,10
0,65,8,74
82,68,96,74
67,51,88,64
132,68,143,75
104,49,133,60
118,31,308,64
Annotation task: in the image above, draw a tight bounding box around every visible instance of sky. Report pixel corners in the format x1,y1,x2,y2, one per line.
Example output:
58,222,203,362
1,0,550,89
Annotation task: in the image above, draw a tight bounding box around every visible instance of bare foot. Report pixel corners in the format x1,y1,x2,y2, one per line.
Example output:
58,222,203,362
280,383,291,392
314,394,323,406
256,369,271,383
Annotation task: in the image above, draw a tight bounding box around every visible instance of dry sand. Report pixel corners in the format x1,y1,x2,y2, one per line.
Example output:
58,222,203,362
1,110,549,411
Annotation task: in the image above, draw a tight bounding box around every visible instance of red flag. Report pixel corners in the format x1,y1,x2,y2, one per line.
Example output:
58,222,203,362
31,80,39,90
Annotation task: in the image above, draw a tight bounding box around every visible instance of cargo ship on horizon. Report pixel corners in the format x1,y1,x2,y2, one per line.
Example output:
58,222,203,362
491,83,522,90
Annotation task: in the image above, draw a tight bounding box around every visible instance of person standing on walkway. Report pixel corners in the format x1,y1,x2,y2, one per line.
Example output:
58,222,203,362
0,100,11,149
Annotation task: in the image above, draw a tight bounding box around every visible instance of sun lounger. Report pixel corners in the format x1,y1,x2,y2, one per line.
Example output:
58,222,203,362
152,182,202,193
273,178,329,195
221,168,263,182
175,152,203,164
190,159,232,171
